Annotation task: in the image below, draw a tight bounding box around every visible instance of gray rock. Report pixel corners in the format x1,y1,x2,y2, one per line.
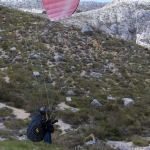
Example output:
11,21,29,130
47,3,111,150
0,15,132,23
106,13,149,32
105,59,110,63
122,98,135,106
3,55,9,59
117,73,123,79
104,65,109,69
0,137,6,141
90,72,102,78
10,47,16,51
0,0,44,13
101,41,106,45
130,46,135,50
33,71,40,77
77,1,108,12
71,66,76,70
0,36,2,42
145,146,150,150
15,56,22,59
17,135,27,141
66,97,72,102
0,123,5,130
67,90,75,96
30,54,41,59
91,99,102,106
81,25,93,35
18,52,21,55
54,55,61,62
107,95,117,100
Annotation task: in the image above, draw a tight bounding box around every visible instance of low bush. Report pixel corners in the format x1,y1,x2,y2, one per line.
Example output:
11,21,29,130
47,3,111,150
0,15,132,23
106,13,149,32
132,136,150,147
0,107,14,117
4,119,28,130
53,130,84,149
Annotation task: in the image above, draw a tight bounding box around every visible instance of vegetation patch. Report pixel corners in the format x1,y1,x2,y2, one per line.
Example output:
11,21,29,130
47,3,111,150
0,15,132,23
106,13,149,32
132,136,150,147
4,119,28,130
0,107,14,118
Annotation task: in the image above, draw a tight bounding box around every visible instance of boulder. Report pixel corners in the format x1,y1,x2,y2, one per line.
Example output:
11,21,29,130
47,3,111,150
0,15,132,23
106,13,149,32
122,98,135,106
54,55,62,62
90,72,102,78
81,25,93,35
10,47,16,51
91,99,102,106
66,97,72,102
33,71,40,77
67,90,75,96
30,54,41,59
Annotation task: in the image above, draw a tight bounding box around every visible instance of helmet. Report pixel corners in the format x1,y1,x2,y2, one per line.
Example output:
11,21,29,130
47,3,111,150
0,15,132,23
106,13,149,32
39,107,46,115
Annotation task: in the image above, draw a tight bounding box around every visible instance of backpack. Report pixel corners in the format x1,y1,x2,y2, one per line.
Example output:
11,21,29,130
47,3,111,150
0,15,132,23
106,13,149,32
27,114,46,142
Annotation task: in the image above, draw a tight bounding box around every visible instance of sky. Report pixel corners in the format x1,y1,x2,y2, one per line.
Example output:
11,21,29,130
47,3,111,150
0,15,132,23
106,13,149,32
80,0,112,2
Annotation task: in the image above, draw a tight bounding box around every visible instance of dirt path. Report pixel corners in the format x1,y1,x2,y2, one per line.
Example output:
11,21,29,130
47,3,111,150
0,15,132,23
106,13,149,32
0,103,30,119
55,101,80,134
57,102,79,112
56,119,72,134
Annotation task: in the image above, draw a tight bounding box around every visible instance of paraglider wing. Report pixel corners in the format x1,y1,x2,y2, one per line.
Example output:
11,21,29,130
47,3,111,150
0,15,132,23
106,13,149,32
42,0,80,21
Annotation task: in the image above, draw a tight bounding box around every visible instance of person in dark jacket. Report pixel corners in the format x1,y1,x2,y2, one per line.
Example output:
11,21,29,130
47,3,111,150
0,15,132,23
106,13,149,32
39,107,58,144
27,107,58,144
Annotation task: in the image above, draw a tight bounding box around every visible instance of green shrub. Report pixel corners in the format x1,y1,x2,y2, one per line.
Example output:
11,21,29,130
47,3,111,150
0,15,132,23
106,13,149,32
4,119,28,130
0,107,14,117
53,130,84,149
0,129,13,138
85,134,93,141
132,136,150,147
0,140,67,150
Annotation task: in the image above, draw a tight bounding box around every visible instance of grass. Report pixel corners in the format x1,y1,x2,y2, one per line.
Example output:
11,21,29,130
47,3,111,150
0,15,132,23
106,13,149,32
0,4,150,149
132,136,150,147
0,107,14,118
0,140,68,150
4,119,28,130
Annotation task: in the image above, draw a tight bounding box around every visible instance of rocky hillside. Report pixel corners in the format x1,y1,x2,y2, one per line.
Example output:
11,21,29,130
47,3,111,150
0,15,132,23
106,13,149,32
76,1,108,12
0,5,150,150
1,0,150,49
61,0,150,49
0,0,44,13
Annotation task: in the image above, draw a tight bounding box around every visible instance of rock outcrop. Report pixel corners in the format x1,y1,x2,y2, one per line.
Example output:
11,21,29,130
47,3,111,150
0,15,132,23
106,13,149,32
0,0,44,13
76,1,108,12
61,0,150,49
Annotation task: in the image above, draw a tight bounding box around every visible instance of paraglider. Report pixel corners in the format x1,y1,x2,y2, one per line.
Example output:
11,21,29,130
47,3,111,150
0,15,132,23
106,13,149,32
42,0,80,21
27,0,80,143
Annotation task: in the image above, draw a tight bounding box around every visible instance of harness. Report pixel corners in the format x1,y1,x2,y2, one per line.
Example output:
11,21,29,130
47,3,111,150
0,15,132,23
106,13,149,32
27,107,58,142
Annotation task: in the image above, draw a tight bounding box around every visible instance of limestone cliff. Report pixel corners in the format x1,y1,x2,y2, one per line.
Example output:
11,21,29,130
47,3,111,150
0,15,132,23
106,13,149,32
61,0,150,49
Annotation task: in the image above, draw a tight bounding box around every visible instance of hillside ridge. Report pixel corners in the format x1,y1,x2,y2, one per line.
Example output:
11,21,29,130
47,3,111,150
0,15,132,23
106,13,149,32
0,4,150,150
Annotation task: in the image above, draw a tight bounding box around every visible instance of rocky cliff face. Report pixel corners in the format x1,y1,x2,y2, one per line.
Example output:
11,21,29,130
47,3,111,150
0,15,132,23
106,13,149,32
0,0,44,13
61,0,150,49
76,2,108,12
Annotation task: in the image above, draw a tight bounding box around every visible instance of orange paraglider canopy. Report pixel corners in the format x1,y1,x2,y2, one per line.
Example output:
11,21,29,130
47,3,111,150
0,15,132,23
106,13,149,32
42,0,80,21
